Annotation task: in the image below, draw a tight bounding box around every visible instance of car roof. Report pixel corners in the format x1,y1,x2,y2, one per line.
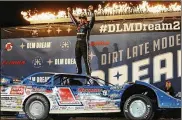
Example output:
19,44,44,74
53,72,90,77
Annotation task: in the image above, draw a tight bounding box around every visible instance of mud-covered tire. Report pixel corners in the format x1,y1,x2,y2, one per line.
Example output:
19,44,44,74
123,94,154,120
24,95,50,120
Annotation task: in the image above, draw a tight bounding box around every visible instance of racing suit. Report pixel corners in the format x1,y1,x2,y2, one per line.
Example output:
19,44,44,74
68,11,95,75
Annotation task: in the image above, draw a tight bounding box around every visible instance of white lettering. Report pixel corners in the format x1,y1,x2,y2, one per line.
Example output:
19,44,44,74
116,24,122,32
139,44,143,55
112,52,118,63
109,65,128,85
101,54,107,65
145,42,149,54
127,48,131,59
176,34,181,46
173,21,180,30
162,23,172,30
26,42,52,49
119,50,123,61
169,36,175,47
132,58,150,83
153,39,160,51
108,24,115,33
153,53,173,83
123,23,134,32
133,46,138,57
162,37,167,49
148,24,154,31
135,23,142,31
155,24,161,30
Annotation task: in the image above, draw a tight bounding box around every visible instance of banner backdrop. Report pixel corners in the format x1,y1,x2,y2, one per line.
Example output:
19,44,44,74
1,19,181,94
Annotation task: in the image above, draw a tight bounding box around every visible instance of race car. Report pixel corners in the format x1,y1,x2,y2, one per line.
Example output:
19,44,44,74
1,72,181,120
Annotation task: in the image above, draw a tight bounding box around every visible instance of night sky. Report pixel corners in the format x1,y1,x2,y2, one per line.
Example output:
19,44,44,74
0,1,179,28
0,1,103,27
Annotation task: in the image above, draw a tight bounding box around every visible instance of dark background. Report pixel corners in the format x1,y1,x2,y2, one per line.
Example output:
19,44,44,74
0,1,179,27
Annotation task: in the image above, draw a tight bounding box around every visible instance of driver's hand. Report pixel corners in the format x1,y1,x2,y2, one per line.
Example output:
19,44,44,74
67,7,71,12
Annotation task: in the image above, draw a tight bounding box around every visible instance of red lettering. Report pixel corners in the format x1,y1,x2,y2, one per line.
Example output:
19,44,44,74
90,41,110,46
78,88,84,92
11,61,15,64
21,61,26,64
10,86,24,95
1,60,26,65
78,88,101,93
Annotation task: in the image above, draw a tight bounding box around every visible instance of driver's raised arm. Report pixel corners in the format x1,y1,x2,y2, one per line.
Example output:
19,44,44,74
67,7,79,26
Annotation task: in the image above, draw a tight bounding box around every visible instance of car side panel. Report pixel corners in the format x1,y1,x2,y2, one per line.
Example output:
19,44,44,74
135,81,181,108
48,86,122,114
1,85,27,112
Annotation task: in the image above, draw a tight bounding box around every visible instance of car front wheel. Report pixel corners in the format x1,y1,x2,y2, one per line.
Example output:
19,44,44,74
24,95,50,120
123,94,154,120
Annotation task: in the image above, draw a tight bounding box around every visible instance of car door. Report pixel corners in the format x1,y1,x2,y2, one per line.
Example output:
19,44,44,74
53,75,120,112
53,75,83,107
74,76,120,111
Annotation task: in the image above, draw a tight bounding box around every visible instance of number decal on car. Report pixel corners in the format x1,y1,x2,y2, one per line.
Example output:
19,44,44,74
57,87,82,106
102,90,108,97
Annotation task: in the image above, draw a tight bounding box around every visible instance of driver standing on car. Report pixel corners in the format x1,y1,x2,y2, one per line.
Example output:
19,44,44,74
67,5,95,75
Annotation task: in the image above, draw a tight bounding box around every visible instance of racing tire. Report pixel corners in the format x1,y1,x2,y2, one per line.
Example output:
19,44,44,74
123,94,154,120
24,95,50,120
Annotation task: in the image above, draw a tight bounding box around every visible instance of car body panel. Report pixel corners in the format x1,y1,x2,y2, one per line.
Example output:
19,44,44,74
134,81,181,108
0,72,181,114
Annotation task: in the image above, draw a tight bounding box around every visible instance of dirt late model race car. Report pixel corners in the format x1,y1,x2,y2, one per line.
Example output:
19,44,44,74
0,72,181,120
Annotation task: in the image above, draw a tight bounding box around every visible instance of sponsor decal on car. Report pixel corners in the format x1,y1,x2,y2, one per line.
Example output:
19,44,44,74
51,105,59,110
56,88,82,106
0,86,9,93
78,88,102,93
10,86,25,95
109,93,120,99
31,87,52,93
1,97,19,100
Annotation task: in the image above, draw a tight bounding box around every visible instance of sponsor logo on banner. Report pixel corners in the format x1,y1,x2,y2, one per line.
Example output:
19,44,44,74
32,56,43,68
20,42,52,49
54,58,76,65
99,21,181,33
60,40,71,51
27,42,52,49
10,86,24,95
47,58,76,65
1,60,26,65
90,41,110,46
93,33,181,85
5,43,13,51
100,34,181,65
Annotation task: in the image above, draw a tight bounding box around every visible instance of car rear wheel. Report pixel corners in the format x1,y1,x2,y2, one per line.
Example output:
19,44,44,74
24,95,50,120
123,94,154,120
